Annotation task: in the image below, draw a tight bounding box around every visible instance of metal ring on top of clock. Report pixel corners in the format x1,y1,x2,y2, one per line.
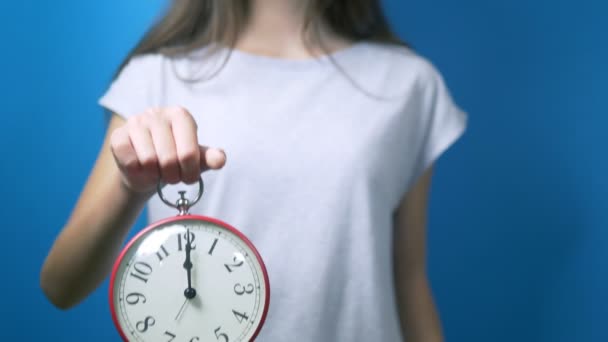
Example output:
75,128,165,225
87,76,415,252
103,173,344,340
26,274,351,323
157,177,204,214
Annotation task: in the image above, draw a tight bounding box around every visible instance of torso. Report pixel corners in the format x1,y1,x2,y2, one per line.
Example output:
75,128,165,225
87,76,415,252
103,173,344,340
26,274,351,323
104,41,450,341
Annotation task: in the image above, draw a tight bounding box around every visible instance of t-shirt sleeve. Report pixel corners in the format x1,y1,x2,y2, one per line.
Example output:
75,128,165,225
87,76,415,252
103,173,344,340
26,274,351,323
411,60,469,180
98,53,163,120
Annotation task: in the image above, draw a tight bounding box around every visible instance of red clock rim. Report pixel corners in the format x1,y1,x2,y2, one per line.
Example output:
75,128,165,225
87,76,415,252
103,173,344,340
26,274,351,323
108,214,271,342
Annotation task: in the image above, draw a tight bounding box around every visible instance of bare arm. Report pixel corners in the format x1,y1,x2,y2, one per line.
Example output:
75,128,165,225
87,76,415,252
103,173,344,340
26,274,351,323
41,114,149,309
393,166,444,342
40,108,225,309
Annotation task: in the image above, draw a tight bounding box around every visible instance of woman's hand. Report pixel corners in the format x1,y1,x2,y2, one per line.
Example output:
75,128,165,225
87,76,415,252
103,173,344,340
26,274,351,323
110,106,226,194
40,108,226,309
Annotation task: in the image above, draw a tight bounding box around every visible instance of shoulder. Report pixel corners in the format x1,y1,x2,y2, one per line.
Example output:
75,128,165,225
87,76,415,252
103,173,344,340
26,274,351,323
344,41,449,99
118,53,166,78
361,42,432,68
122,47,229,82
99,53,168,118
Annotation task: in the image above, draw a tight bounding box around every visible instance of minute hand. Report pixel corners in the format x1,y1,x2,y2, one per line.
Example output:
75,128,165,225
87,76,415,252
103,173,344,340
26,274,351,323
183,229,196,299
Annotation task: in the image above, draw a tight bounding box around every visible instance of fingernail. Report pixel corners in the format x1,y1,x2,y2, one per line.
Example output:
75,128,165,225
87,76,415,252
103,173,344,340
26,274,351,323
209,148,226,164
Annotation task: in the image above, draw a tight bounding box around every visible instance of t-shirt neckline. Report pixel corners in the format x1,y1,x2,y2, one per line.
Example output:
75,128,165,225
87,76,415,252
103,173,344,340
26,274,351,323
220,41,367,70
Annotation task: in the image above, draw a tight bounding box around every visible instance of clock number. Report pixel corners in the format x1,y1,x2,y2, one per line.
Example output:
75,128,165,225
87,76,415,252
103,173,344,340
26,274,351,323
156,245,169,261
178,231,196,251
224,254,244,273
214,326,229,342
164,331,176,341
208,238,218,255
234,283,254,296
125,292,147,305
131,261,153,283
232,309,249,323
136,316,155,333
164,331,200,342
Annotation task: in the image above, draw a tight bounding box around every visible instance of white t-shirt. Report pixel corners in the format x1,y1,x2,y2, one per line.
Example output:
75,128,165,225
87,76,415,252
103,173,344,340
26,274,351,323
99,41,468,341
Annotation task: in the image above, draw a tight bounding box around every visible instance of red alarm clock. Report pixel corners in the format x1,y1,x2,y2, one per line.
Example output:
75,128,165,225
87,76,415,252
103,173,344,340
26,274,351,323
109,179,270,341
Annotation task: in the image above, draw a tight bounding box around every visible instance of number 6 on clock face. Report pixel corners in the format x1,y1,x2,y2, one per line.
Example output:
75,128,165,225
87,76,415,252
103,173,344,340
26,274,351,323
109,216,270,342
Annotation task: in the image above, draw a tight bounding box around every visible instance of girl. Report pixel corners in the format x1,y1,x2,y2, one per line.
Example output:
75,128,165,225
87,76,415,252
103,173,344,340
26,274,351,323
41,0,467,341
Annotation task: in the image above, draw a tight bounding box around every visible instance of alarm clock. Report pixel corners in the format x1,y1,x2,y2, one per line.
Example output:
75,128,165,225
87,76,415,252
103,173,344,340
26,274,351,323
109,179,270,341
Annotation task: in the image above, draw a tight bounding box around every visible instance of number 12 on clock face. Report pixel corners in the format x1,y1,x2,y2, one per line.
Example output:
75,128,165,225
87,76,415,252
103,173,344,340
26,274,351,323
110,217,270,342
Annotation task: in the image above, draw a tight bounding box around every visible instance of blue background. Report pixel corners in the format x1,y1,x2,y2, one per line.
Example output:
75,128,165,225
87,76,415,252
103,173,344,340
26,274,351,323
2,0,606,340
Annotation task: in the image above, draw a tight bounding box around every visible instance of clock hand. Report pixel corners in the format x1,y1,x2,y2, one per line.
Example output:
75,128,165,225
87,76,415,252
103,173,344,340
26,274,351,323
183,228,196,299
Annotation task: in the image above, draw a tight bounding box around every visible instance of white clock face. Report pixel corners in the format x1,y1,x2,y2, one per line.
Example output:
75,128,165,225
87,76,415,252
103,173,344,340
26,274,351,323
111,217,269,342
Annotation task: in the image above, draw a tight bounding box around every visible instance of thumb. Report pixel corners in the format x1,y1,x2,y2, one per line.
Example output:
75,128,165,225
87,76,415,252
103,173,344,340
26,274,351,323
199,146,227,171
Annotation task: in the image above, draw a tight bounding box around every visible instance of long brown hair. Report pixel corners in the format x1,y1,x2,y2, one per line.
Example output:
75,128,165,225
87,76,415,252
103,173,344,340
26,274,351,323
117,0,406,73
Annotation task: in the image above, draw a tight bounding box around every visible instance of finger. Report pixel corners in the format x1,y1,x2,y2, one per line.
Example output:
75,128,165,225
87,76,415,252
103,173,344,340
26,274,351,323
110,126,141,176
149,119,180,184
169,107,201,184
110,124,157,192
199,146,227,171
128,122,160,182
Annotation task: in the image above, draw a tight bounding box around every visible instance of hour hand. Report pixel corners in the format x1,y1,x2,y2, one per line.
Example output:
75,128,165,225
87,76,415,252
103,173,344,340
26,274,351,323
183,229,196,299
